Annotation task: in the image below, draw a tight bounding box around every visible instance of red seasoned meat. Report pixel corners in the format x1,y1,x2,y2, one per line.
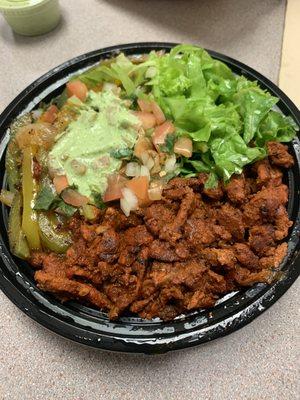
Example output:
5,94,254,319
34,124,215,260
248,225,276,256
32,144,293,320
267,141,294,168
159,187,196,243
254,159,283,188
243,185,288,227
234,243,260,270
199,173,224,200
217,203,245,240
225,174,250,203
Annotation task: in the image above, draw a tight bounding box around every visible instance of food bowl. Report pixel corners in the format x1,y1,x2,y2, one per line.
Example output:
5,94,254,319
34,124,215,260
0,43,299,354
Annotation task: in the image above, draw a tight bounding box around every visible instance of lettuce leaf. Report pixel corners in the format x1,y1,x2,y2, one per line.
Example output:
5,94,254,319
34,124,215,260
148,45,297,185
232,86,278,143
256,111,298,145
77,54,155,96
76,44,298,186
210,134,266,180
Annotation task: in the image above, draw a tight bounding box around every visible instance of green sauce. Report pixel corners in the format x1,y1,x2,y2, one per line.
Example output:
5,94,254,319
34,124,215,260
49,91,138,198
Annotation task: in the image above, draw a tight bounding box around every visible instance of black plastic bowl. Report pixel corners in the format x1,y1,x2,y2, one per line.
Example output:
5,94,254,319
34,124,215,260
0,43,299,354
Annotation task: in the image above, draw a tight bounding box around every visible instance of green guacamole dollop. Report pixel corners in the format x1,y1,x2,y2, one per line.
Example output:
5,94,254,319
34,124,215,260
48,91,138,198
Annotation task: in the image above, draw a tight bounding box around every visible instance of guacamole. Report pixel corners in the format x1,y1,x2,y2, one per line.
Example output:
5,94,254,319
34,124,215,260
48,91,138,198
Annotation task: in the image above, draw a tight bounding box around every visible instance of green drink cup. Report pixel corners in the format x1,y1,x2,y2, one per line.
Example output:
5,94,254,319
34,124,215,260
0,0,61,36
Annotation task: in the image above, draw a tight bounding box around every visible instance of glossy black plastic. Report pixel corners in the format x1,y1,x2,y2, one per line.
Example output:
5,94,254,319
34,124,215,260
0,43,299,354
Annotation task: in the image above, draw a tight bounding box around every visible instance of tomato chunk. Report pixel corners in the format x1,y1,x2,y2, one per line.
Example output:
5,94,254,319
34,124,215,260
151,101,166,125
152,121,175,150
53,175,69,195
66,80,88,101
40,105,58,124
125,176,150,206
133,111,156,130
61,188,89,207
103,174,127,202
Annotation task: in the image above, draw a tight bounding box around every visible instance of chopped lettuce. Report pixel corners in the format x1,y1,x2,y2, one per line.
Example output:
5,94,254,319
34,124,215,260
77,53,154,96
210,134,266,180
146,44,297,184
232,86,278,144
76,44,298,186
256,111,298,146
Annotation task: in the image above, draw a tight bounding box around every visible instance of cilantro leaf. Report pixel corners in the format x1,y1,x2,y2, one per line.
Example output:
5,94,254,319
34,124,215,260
110,148,133,160
92,192,107,209
34,185,77,217
55,201,77,217
159,134,175,153
34,186,57,210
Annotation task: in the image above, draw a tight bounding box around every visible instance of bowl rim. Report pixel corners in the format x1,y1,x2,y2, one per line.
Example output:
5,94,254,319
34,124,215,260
0,42,299,354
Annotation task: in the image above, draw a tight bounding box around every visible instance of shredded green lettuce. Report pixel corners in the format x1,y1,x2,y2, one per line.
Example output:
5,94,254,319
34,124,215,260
76,44,298,186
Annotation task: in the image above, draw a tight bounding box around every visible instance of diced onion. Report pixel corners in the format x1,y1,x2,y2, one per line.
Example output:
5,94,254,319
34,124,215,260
174,137,193,158
102,82,120,95
134,137,153,159
146,156,155,171
148,182,163,201
140,150,155,171
120,187,138,216
125,162,141,177
164,154,177,173
140,151,149,165
140,165,150,180
31,109,43,119
151,152,162,174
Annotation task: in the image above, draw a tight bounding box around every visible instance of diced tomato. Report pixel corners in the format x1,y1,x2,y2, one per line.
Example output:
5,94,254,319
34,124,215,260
66,80,88,101
133,111,156,130
152,121,175,150
103,174,127,202
151,101,166,125
137,99,152,113
40,105,58,124
53,175,69,194
61,188,89,207
125,176,150,206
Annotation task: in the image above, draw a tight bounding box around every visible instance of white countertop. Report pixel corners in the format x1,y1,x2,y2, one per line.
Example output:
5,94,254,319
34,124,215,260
0,1,299,399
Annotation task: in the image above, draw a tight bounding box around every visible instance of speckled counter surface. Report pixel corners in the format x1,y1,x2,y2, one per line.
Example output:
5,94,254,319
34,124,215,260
0,1,299,399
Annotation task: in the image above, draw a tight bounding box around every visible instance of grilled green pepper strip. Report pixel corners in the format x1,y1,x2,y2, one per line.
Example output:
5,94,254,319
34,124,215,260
5,113,32,192
38,212,72,253
0,189,14,207
8,191,30,259
5,141,20,192
21,146,41,250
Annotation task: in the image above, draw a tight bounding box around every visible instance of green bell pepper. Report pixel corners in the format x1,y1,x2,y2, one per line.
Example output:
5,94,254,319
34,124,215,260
38,212,72,253
21,146,41,250
8,191,30,259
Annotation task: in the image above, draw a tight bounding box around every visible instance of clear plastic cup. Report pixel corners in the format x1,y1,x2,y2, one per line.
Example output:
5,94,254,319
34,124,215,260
0,0,61,36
